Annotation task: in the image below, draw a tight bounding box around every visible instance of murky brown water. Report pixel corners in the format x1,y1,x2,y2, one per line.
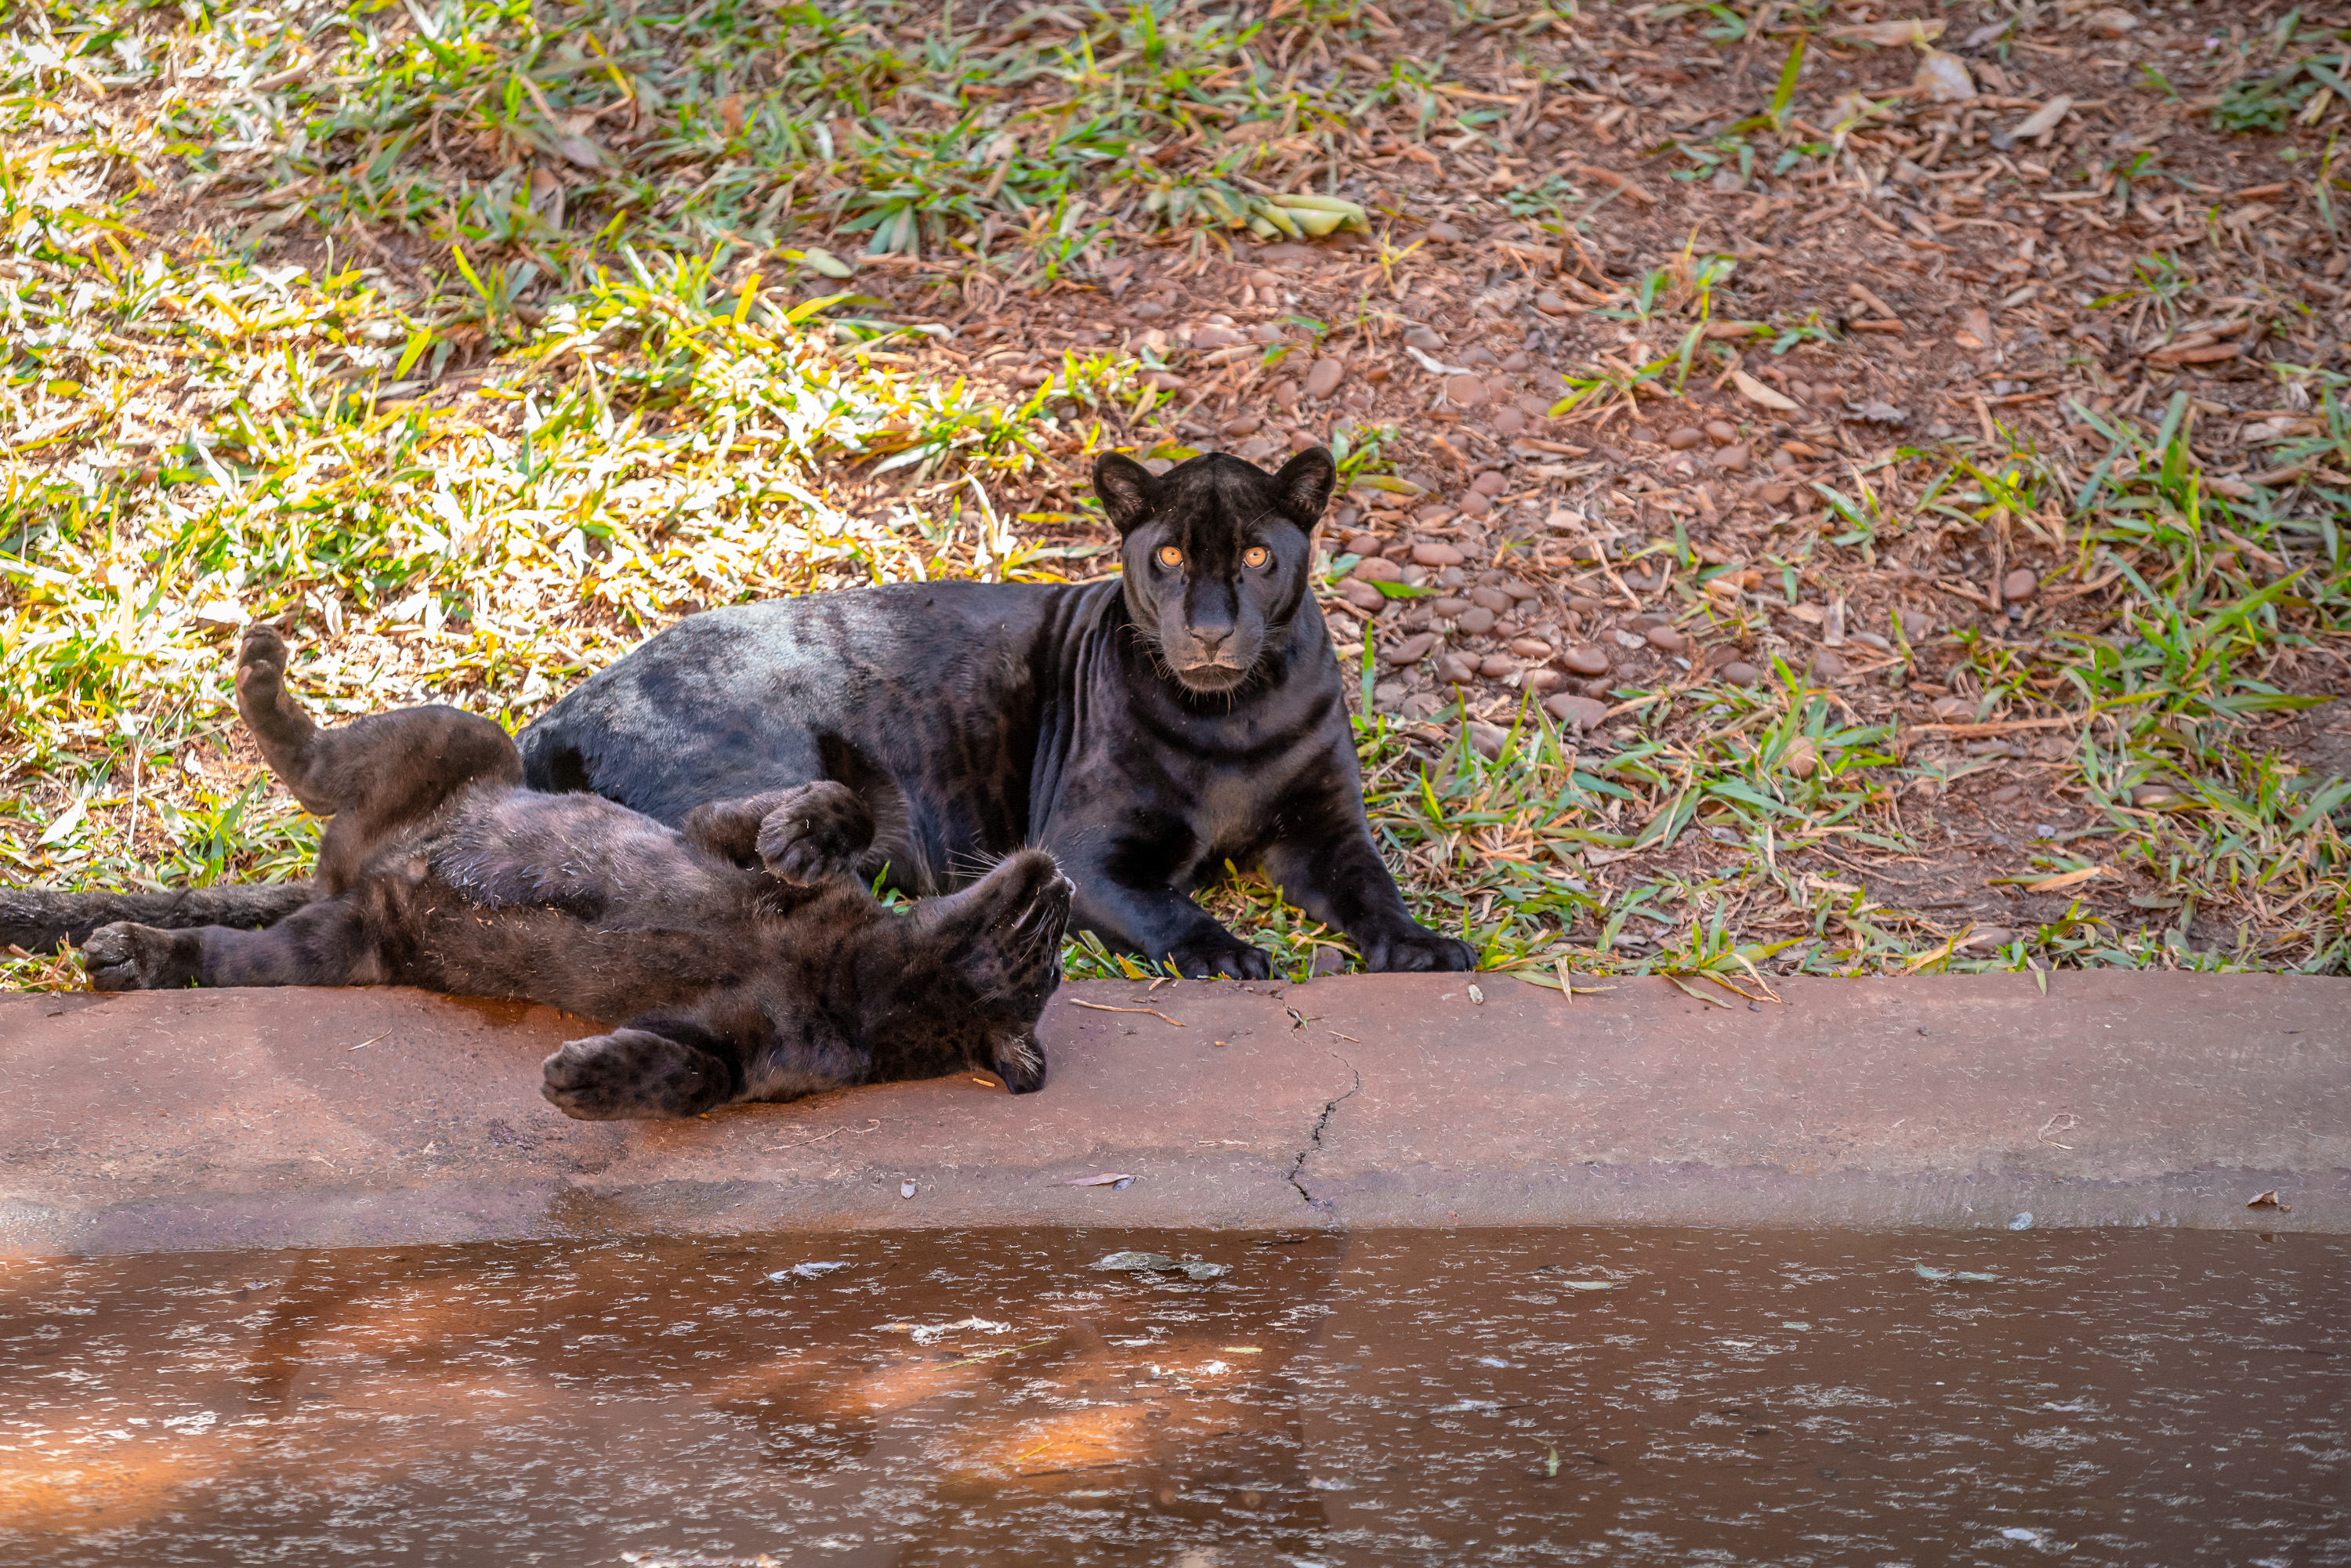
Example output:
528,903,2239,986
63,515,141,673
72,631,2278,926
1,1228,2343,1566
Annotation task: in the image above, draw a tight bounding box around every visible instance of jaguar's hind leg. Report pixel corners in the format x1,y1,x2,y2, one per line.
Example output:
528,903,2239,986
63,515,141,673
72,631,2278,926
82,897,377,990
540,1027,742,1120
235,625,523,889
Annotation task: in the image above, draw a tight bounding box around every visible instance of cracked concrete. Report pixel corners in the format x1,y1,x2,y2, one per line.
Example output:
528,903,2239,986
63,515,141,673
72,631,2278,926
1286,1061,1360,1208
2,969,2346,1255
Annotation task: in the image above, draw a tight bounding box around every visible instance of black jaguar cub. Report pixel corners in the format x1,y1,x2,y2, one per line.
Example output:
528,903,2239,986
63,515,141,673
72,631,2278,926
80,628,1073,1120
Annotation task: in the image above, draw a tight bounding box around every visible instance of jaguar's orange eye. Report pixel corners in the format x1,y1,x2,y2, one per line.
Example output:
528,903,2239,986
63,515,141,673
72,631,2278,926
1157,545,1184,568
1242,545,1270,569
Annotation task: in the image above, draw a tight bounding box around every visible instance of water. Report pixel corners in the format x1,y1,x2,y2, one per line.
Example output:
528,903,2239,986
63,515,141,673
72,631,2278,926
2,1228,2343,1565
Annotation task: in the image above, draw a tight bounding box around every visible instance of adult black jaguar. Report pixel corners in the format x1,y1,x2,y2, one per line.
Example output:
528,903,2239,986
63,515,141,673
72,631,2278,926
4,447,1474,979
79,626,1071,1120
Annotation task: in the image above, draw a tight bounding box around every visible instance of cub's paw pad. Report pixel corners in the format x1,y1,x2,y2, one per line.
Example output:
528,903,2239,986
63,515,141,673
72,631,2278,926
1360,930,1478,973
1161,936,1274,982
755,782,875,885
541,1029,731,1121
81,922,198,990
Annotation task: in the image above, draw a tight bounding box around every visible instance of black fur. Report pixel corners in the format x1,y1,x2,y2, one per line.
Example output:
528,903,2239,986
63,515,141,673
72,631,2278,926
78,628,1071,1119
2,449,1472,978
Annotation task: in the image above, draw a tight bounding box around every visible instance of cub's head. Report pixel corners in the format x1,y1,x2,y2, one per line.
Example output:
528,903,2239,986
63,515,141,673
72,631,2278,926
1093,447,1337,695
857,849,1072,1094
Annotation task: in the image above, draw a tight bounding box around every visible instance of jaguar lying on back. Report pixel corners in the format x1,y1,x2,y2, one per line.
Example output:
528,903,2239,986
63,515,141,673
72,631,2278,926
4,447,1473,978
79,627,1072,1120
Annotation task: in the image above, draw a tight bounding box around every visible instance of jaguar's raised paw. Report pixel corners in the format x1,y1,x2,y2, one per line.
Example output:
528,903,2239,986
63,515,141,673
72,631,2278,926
541,1028,734,1121
80,922,202,990
754,780,875,885
1360,929,1478,973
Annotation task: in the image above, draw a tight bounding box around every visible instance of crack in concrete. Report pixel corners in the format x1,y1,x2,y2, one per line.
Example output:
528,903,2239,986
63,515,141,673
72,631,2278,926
1288,1060,1361,1208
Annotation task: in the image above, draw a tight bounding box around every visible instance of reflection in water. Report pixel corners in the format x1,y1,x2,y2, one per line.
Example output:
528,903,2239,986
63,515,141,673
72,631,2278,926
0,1229,2343,1565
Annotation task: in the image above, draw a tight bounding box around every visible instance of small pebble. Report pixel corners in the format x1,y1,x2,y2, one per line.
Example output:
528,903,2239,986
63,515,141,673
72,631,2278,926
1193,324,1245,348
900,1181,918,1199
1522,668,1565,695
1645,625,1688,653
1477,653,1517,679
1343,531,1384,556
1444,374,1491,407
1438,653,1480,683
1665,427,1704,450
1471,470,1509,496
1711,444,1751,473
1489,407,1528,436
1543,693,1610,730
1501,350,1531,373
1352,556,1404,583
1718,661,1761,686
1248,267,1284,290
1760,482,1793,505
1223,414,1261,436
1561,645,1610,676
1704,419,1738,445
1508,636,1553,659
1382,632,1438,665
1466,722,1510,761
1131,300,1168,320
1456,607,1498,636
2003,567,2039,602
1404,325,1447,351
1411,541,1465,567
1305,357,1346,400
1810,648,1846,680
1425,219,1464,243
1782,737,1818,778
1431,596,1472,617
1468,585,1512,614
1457,491,1492,516
1339,580,1386,613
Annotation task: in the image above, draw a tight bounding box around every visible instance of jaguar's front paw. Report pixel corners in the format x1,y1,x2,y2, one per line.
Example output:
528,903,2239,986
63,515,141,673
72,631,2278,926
1160,933,1274,982
755,781,875,885
81,922,202,990
1359,926,1478,973
541,1029,734,1120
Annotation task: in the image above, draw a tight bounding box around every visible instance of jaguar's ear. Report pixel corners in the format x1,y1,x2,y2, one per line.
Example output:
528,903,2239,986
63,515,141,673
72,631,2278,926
1270,446,1337,527
1093,451,1156,534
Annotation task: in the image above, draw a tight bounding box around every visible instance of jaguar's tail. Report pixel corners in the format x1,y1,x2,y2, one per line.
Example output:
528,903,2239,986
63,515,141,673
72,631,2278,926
0,882,317,954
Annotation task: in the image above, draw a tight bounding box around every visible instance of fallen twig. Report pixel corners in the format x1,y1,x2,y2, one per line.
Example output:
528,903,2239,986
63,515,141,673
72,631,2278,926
1070,998,1188,1026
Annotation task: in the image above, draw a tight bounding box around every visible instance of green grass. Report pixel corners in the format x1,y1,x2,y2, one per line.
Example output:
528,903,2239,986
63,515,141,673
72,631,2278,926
5,0,2349,992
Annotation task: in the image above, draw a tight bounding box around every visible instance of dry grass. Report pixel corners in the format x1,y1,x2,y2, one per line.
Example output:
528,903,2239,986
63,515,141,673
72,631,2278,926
5,0,2347,991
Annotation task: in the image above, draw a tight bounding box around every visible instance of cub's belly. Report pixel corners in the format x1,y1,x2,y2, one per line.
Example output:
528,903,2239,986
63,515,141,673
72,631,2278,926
399,899,760,1023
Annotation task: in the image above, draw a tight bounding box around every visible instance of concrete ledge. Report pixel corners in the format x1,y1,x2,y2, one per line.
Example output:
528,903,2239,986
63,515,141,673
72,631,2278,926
2,971,2343,1255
